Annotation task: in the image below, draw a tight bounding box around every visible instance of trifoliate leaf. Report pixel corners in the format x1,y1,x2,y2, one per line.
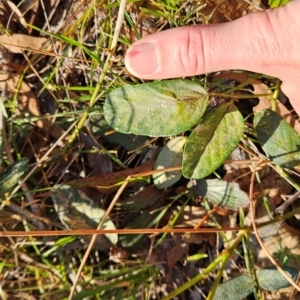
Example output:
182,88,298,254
258,266,299,291
254,109,300,168
182,102,244,179
153,136,185,189
190,179,250,210
104,79,208,136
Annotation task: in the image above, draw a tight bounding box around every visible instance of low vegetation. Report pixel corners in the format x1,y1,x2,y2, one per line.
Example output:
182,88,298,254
0,0,299,299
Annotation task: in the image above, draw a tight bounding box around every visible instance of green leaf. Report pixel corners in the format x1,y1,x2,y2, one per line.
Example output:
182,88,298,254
29,25,101,63
51,185,118,250
258,266,299,291
254,109,300,168
0,158,28,198
190,179,250,210
214,275,255,300
269,0,291,8
182,102,244,179
104,79,208,137
153,136,185,189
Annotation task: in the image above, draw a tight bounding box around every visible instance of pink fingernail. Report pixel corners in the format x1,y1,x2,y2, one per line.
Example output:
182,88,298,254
125,42,158,76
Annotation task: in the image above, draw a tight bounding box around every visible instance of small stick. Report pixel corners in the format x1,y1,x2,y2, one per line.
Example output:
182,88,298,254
275,190,300,215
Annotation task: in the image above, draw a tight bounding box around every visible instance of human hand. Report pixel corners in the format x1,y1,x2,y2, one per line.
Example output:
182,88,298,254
125,1,300,115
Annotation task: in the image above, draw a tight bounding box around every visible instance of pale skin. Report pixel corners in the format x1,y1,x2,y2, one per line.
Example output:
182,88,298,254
125,0,300,115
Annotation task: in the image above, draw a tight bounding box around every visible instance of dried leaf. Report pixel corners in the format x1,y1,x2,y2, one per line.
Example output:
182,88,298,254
167,235,188,270
5,1,27,28
67,161,154,194
0,34,48,53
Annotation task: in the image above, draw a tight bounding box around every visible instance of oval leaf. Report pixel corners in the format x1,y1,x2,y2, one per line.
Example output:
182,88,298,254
104,79,208,136
51,185,118,249
0,158,28,197
214,275,255,300
254,109,300,168
190,179,249,210
153,136,186,189
182,102,244,179
258,266,299,291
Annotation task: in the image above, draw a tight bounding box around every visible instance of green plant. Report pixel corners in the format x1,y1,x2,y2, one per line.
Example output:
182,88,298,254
103,79,300,184
102,76,300,300
1,0,300,299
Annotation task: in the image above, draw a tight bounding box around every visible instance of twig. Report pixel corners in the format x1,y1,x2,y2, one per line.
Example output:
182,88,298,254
110,0,127,53
193,205,218,229
7,201,50,230
3,203,300,237
275,190,300,215
0,226,245,237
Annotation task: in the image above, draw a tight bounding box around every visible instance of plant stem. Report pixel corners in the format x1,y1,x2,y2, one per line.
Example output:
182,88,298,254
162,229,249,300
208,92,270,99
206,229,248,299
162,256,224,300
271,79,281,111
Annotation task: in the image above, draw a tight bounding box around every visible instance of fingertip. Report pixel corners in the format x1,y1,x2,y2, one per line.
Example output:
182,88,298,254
125,41,159,77
124,26,210,79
